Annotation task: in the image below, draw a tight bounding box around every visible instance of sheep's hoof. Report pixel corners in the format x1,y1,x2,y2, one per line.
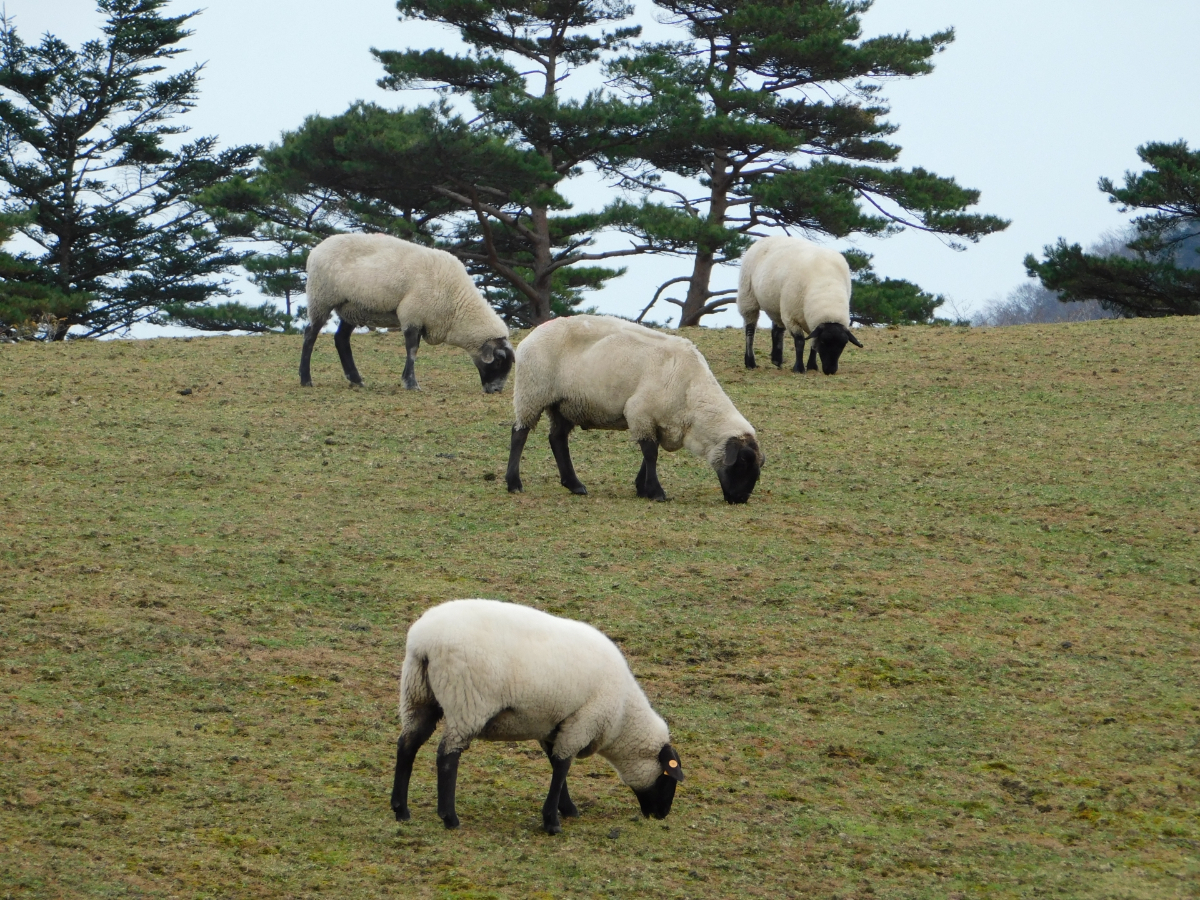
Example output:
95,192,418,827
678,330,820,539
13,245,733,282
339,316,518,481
560,801,580,818
507,480,523,493
403,381,419,391
565,484,588,496
441,813,460,830
543,819,563,835
393,807,411,822
744,358,757,369
300,379,313,387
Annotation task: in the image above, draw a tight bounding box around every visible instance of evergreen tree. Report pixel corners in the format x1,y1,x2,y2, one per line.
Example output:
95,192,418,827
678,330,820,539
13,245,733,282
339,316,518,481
607,0,1008,326
200,174,341,319
843,252,945,325
254,0,693,326
0,213,88,339
1025,141,1200,317
0,0,287,339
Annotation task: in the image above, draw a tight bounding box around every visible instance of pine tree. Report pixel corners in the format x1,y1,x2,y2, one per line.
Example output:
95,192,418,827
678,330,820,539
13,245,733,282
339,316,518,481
255,1,694,326
843,253,946,326
1025,141,1200,317
0,0,288,339
0,214,88,339
607,0,1008,326
200,173,341,319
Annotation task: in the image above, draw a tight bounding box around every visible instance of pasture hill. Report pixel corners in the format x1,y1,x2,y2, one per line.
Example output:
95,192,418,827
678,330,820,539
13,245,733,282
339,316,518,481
1,317,1197,899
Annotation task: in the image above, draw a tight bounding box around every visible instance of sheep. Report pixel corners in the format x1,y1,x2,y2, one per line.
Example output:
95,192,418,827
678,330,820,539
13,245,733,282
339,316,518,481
738,235,863,375
299,233,515,393
390,599,684,834
504,315,764,504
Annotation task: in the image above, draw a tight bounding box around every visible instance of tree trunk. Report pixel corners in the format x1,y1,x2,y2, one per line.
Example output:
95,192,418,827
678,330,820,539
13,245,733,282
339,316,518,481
677,163,730,328
677,251,716,327
529,203,555,325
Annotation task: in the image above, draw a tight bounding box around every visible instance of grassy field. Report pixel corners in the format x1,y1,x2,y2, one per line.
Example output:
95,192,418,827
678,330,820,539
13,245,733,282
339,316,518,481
1,317,1198,899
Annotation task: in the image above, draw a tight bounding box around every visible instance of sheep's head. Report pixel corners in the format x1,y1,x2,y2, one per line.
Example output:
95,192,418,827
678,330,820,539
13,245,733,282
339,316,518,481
716,435,764,504
475,338,515,394
631,744,684,820
809,322,863,375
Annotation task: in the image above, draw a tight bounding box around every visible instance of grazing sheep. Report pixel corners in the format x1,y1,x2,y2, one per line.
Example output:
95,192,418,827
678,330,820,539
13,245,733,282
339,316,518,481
738,235,863,375
299,233,514,392
505,315,763,504
391,599,684,834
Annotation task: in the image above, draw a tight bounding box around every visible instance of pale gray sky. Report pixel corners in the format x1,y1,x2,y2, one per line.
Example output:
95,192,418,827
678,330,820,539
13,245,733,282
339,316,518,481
7,0,1200,326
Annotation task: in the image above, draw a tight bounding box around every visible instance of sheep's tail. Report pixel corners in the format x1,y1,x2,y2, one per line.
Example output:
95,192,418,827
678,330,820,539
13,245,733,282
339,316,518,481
399,647,438,730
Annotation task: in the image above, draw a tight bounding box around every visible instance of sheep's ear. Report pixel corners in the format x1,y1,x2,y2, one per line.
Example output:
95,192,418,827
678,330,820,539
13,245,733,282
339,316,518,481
659,744,684,782
723,439,741,468
478,342,495,364
749,438,765,468
844,325,863,348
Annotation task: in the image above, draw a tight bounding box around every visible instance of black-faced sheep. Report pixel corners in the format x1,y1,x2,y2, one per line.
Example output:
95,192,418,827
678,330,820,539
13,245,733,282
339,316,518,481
300,233,514,392
738,235,863,375
504,315,763,504
391,599,684,834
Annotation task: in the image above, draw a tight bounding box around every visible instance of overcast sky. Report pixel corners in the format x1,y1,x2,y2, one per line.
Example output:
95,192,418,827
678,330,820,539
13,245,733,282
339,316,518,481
7,0,1200,326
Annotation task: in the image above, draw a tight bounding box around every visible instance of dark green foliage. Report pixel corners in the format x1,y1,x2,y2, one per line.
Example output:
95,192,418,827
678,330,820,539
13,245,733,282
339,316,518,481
607,0,1008,325
0,0,285,338
251,1,694,325
1025,141,1200,317
840,250,943,326
199,170,342,319
850,273,944,326
0,214,89,338
154,299,295,333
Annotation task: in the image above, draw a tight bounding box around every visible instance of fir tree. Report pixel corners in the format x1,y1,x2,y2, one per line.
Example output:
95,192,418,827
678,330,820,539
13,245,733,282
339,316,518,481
0,214,88,339
255,1,693,326
0,0,287,338
1025,141,1200,317
607,0,1008,326
843,252,945,326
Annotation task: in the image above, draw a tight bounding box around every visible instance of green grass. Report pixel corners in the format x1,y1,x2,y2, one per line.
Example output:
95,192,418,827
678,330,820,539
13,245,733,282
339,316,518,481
1,318,1198,899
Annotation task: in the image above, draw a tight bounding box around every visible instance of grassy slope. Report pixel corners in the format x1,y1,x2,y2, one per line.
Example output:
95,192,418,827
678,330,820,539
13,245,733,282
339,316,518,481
0,318,1197,900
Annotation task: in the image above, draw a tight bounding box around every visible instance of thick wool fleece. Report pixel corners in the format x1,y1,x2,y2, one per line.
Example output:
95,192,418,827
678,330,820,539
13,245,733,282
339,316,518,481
306,233,507,352
737,235,852,335
512,315,755,470
401,599,670,791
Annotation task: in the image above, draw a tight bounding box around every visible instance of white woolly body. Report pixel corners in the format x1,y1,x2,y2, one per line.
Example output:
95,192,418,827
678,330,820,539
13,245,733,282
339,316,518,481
512,315,755,470
305,233,507,353
737,235,852,335
401,599,670,790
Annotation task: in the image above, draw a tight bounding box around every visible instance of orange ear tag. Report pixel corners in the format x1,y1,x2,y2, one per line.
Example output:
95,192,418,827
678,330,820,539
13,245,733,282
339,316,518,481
668,760,678,768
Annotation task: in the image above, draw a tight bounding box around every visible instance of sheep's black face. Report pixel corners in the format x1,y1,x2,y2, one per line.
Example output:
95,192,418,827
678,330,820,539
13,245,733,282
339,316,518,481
633,744,683,820
476,339,515,394
716,437,764,504
810,323,862,375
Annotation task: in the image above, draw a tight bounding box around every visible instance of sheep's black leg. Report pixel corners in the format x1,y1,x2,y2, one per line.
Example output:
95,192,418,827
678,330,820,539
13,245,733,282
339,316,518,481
435,740,462,829
540,752,575,835
743,323,757,369
540,741,579,819
771,324,786,368
506,424,530,493
792,333,807,373
299,322,321,387
548,407,587,495
333,319,364,386
806,342,819,372
635,439,667,502
402,325,421,391
391,708,440,822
